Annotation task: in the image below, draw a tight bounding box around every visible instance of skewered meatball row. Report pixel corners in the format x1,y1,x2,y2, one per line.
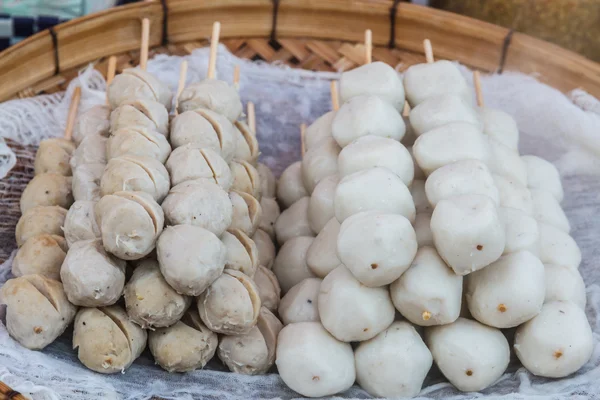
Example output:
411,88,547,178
272,52,591,399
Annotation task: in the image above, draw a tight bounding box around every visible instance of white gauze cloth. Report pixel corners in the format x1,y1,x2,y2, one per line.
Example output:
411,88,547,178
0,45,599,400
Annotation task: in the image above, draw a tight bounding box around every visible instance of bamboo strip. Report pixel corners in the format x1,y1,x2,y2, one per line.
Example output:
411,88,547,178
64,86,81,141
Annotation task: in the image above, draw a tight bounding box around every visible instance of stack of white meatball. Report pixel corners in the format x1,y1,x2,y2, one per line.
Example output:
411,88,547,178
2,67,285,376
273,60,593,398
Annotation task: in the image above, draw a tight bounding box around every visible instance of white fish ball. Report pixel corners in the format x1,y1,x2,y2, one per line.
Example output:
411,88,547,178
274,197,314,245
425,160,498,207
544,264,586,309
355,321,432,398
278,278,322,325
272,236,316,293
337,135,414,186
410,93,481,136
413,122,490,175
431,194,505,275
390,246,462,326
498,207,539,255
304,111,335,151
537,222,581,269
337,211,417,287
301,137,340,193
334,167,415,223
318,265,395,342
306,218,341,279
466,251,545,328
530,189,570,232
425,318,509,392
278,161,309,209
522,155,564,202
514,301,593,378
331,94,406,148
276,322,355,398
340,61,405,111
403,60,472,107
308,174,338,234
488,138,528,186
480,107,519,151
493,174,533,214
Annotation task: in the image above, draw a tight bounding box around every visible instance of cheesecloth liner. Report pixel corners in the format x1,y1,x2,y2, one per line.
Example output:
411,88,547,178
0,46,599,400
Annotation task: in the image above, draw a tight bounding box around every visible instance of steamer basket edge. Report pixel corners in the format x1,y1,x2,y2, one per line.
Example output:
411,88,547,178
0,0,598,102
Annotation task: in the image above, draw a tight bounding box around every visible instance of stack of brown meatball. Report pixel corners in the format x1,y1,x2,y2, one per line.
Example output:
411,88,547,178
2,66,283,376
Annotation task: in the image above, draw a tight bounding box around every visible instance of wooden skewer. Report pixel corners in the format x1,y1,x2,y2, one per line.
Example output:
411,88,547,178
473,70,485,108
402,101,411,117
247,101,256,134
105,55,117,105
424,39,434,64
300,123,306,157
233,65,241,91
64,87,82,141
330,81,340,111
365,29,372,64
106,56,117,86
207,21,221,79
140,18,150,70
174,60,188,115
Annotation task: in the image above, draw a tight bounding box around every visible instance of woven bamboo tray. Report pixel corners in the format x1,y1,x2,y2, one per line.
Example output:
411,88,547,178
1,1,599,399
1,0,600,101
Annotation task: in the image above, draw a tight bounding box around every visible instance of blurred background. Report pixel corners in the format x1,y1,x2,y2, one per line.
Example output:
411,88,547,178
0,0,598,62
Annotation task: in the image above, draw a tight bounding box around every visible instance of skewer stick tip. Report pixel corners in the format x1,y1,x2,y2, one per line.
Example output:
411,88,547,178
423,39,434,64
402,101,411,117
106,56,117,86
174,60,188,115
473,70,485,108
330,81,340,111
300,123,307,157
140,18,150,70
233,65,241,91
64,86,82,141
207,21,221,79
364,29,372,65
247,101,256,134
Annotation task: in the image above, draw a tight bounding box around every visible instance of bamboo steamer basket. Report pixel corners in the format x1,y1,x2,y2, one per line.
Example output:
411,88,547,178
1,1,600,399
